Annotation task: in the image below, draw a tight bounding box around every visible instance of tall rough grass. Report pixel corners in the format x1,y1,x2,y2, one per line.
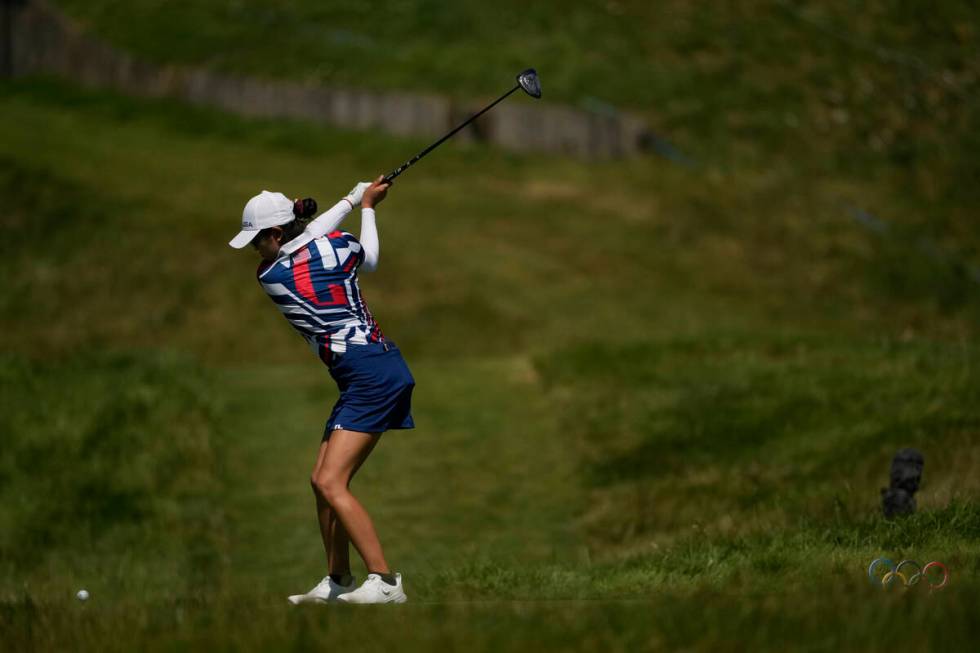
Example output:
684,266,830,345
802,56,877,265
0,353,228,600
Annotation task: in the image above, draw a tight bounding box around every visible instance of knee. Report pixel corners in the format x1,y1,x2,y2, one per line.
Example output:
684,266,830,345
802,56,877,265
312,473,347,505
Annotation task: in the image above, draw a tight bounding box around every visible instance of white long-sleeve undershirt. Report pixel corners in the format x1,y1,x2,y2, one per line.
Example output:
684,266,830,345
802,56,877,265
278,199,380,271
279,199,351,257
359,208,379,272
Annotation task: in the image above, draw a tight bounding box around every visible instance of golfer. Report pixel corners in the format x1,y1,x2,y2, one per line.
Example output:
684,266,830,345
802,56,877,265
229,177,412,604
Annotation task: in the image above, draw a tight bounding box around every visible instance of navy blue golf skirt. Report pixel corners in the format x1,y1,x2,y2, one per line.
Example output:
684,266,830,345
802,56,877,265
323,341,415,439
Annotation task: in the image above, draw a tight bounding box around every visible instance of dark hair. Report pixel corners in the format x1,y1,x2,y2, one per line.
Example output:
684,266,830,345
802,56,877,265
256,197,317,245
293,197,318,220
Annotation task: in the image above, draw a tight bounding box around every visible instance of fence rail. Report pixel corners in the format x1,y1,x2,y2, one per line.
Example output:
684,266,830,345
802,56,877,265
4,0,651,159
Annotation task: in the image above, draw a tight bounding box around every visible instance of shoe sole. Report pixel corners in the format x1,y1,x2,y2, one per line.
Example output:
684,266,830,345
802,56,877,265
288,595,347,605
338,594,408,604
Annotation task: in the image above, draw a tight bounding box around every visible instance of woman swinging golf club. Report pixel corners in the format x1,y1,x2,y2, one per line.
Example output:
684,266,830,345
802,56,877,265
229,176,412,604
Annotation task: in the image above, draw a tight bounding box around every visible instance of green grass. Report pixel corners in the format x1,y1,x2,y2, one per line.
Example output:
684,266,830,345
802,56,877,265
51,0,980,234
1,76,978,651
537,335,980,547
0,352,228,599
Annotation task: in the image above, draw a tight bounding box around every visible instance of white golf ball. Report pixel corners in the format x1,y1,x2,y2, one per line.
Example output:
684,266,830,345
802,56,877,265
76,589,89,601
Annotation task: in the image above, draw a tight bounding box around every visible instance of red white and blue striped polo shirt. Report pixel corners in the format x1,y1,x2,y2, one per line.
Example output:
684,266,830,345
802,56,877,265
257,230,384,365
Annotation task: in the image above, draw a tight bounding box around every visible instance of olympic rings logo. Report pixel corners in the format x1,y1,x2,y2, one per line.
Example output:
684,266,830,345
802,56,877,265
868,558,949,591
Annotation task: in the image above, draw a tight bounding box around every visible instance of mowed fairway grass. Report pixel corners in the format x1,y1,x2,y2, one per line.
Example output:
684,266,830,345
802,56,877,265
2,80,979,651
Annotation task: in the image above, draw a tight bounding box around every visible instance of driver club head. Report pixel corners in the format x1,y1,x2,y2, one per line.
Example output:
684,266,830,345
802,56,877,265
517,68,542,99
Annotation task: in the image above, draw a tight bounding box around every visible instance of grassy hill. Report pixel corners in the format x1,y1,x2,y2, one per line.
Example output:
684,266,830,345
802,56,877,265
2,3,980,646
52,0,980,235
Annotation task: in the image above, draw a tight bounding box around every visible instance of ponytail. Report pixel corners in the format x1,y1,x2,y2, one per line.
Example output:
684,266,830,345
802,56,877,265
256,197,318,245
293,197,318,221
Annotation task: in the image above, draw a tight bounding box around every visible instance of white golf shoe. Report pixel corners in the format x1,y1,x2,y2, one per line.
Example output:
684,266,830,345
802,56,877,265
287,575,356,604
337,573,407,604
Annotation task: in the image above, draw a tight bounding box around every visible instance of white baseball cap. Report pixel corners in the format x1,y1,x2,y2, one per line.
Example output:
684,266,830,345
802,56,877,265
229,190,295,248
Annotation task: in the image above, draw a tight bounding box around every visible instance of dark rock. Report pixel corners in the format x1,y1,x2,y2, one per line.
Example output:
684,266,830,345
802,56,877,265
881,448,924,518
890,448,925,494
881,487,916,518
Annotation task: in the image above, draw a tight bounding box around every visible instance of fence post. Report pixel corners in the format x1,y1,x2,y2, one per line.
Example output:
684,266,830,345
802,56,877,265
1,0,27,78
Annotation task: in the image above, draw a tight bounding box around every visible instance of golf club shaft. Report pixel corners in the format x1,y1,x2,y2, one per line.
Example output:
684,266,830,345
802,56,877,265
383,84,520,184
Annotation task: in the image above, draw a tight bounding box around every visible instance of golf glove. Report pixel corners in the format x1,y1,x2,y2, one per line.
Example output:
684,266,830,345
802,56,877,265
345,182,372,208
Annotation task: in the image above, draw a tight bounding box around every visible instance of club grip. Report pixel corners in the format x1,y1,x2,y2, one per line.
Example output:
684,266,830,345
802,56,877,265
383,167,405,185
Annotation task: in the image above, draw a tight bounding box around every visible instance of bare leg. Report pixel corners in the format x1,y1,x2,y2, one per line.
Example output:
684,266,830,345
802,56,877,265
311,434,379,575
312,429,389,574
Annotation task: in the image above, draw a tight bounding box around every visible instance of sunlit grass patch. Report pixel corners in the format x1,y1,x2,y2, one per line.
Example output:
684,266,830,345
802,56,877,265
537,335,980,549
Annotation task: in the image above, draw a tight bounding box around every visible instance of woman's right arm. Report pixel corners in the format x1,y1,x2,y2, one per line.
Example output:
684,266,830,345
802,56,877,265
279,182,370,256
303,181,373,238
303,199,351,238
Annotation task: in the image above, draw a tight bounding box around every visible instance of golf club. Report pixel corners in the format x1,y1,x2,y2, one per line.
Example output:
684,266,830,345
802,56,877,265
382,68,541,184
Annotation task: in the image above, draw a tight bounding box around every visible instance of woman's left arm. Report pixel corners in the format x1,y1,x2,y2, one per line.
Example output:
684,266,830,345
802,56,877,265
359,208,379,272
358,177,389,273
